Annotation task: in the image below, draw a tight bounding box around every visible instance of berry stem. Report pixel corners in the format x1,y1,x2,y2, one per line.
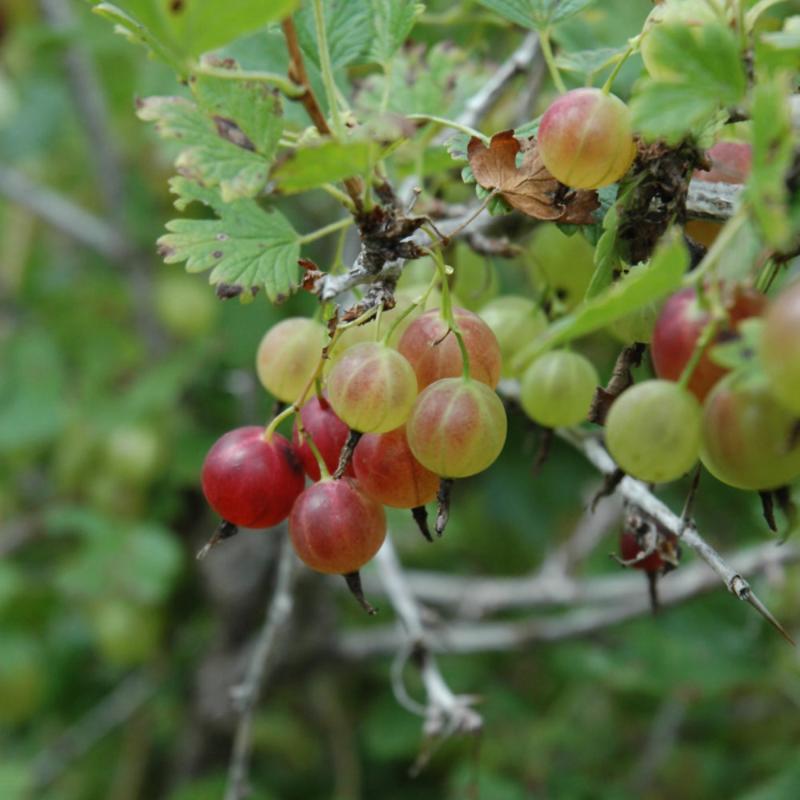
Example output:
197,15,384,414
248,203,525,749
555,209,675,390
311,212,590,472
676,317,721,390
405,113,489,144
296,418,332,480
538,29,567,95
263,403,297,441
382,272,438,345
601,46,633,94
298,216,353,245
428,243,472,380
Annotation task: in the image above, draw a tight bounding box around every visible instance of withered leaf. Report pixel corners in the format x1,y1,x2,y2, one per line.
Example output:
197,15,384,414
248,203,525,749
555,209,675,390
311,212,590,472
467,130,599,224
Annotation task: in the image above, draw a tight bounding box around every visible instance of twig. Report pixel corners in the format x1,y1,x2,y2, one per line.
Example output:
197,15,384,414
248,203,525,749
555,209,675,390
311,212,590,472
32,672,157,790
0,164,130,261
280,18,363,209
224,534,297,800
341,539,799,658
40,0,126,216
373,536,482,763
558,429,795,645
685,180,741,221
457,33,539,133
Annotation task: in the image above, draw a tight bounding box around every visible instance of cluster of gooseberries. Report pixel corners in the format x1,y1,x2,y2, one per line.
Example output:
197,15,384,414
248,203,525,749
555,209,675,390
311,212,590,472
201,295,508,607
199,59,797,604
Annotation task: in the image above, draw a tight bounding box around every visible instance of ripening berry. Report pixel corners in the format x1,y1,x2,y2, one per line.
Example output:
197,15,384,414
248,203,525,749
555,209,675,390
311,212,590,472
406,377,507,478
201,427,305,528
701,371,800,491
327,342,418,433
651,286,765,401
289,478,386,574
537,88,636,190
353,427,439,508
760,281,800,416
398,307,502,389
256,317,327,403
519,350,598,428
605,380,701,484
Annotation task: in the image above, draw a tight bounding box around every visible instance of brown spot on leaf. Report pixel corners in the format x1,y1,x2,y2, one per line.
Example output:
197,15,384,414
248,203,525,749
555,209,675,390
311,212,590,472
157,242,176,258
213,116,255,151
169,0,185,13
212,250,223,259
467,130,598,224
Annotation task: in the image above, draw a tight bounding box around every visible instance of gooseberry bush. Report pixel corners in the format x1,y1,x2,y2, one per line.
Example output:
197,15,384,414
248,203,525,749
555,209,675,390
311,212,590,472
82,0,800,786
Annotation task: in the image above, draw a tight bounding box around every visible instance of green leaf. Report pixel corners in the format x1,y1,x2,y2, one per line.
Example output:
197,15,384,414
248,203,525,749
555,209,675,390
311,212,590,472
270,139,372,194
297,0,372,69
511,230,689,369
158,178,301,302
709,318,763,371
585,204,620,298
631,23,746,143
555,46,625,77
93,2,186,72
357,43,483,117
475,0,593,31
369,0,425,64
745,74,795,250
0,330,67,453
137,77,282,201
97,0,300,62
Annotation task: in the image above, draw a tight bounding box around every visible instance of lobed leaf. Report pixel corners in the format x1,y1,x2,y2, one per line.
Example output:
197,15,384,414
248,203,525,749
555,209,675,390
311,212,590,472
158,178,301,302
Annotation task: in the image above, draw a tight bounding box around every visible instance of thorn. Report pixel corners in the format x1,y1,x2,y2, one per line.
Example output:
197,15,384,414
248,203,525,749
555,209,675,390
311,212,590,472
742,588,795,647
531,427,553,476
411,506,434,542
679,465,702,530
435,479,453,536
591,468,625,511
344,571,377,615
196,520,238,560
334,429,362,479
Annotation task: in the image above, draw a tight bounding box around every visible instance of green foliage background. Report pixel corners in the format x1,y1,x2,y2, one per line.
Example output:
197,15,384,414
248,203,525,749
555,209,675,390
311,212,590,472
1,1,800,799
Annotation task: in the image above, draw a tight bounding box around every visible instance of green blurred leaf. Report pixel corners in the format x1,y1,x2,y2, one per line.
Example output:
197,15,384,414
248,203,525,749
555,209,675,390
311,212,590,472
95,0,299,65
513,230,688,367
555,45,626,76
158,178,300,301
476,0,593,30
357,42,483,117
631,23,746,143
297,0,372,69
368,0,425,64
0,330,67,453
745,74,795,250
270,139,372,193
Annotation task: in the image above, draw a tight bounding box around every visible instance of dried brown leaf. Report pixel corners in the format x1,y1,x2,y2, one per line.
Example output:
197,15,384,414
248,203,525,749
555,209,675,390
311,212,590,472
467,131,599,224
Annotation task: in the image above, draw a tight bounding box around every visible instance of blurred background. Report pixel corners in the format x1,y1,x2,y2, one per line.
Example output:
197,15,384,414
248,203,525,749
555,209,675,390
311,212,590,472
2,1,800,798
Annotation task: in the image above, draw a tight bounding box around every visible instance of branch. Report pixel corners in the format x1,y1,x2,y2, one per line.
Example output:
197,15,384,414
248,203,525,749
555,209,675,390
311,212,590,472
280,17,363,209
40,0,126,217
224,533,297,800
557,429,795,643
373,536,482,765
0,164,131,261
685,179,741,221
32,671,157,790
454,32,540,134
340,539,799,657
